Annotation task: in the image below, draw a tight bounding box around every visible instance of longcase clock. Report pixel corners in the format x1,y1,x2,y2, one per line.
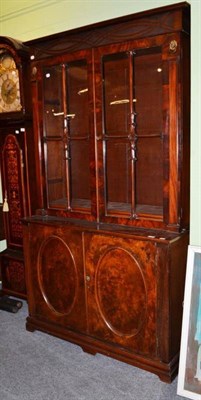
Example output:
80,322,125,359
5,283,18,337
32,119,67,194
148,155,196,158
0,37,37,299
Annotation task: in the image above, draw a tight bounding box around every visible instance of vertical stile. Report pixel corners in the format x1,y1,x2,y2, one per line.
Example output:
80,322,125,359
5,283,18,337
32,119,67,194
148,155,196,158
62,63,71,210
169,60,179,225
129,51,136,217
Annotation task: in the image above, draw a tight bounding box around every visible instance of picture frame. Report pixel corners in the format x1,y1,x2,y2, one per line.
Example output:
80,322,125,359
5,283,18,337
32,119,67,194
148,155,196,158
177,245,201,399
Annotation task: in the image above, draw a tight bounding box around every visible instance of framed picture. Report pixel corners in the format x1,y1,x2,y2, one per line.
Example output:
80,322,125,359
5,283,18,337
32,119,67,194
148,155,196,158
177,245,201,399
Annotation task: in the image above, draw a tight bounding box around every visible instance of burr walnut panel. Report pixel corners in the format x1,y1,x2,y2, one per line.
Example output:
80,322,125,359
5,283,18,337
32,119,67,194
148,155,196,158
38,236,78,316
95,247,147,337
85,233,157,357
25,223,87,333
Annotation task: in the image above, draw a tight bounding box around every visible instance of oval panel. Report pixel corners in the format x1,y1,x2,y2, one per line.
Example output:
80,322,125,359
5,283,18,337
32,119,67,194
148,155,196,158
38,236,78,315
95,247,147,337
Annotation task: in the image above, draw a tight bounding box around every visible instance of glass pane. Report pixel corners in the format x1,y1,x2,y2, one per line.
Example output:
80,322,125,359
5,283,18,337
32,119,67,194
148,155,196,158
46,141,67,207
43,65,67,208
102,47,163,218
66,60,91,209
106,141,131,213
102,52,131,215
134,50,163,135
66,60,89,137
102,53,130,136
70,141,91,209
134,49,163,216
43,65,63,137
135,138,163,215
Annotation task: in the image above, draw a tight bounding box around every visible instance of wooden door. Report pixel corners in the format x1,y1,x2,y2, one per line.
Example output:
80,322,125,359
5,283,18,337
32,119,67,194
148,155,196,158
84,232,158,358
24,222,87,333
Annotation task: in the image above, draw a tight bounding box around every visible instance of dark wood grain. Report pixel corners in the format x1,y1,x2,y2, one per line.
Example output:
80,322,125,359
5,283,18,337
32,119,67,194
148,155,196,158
19,2,190,382
25,3,190,60
23,217,189,382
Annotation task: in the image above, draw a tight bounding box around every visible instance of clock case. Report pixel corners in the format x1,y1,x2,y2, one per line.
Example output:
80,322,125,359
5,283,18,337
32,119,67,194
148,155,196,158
0,37,37,299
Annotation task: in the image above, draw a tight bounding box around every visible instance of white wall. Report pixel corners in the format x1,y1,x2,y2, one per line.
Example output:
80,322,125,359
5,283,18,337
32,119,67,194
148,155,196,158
0,0,200,246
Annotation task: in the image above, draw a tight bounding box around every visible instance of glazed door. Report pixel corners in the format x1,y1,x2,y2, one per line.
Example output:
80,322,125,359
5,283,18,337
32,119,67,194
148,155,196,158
95,34,181,227
84,233,158,357
24,223,87,332
38,50,95,218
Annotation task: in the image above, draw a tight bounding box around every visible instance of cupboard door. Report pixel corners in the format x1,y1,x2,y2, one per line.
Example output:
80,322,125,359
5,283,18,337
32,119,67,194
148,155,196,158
84,233,157,357
41,51,94,216
25,223,87,332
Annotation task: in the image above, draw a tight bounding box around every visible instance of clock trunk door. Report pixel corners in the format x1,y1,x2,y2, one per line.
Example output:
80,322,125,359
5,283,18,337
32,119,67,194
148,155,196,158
0,128,30,248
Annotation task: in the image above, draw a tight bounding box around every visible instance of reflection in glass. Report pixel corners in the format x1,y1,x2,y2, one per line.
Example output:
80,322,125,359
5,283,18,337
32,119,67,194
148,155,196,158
66,60,91,210
102,48,163,218
43,60,91,211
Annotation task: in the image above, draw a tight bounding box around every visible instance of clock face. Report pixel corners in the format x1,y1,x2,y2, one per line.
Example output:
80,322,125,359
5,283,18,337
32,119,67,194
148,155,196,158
0,52,22,113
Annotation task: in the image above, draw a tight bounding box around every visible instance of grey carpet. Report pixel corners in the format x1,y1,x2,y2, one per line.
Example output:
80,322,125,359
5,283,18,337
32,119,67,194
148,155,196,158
0,301,187,400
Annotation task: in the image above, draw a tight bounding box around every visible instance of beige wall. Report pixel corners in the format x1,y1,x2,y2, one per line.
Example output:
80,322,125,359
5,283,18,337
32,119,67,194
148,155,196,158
0,0,200,246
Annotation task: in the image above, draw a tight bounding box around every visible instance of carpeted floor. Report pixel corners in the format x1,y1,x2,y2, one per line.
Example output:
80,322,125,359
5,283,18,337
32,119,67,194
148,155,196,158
0,301,187,400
